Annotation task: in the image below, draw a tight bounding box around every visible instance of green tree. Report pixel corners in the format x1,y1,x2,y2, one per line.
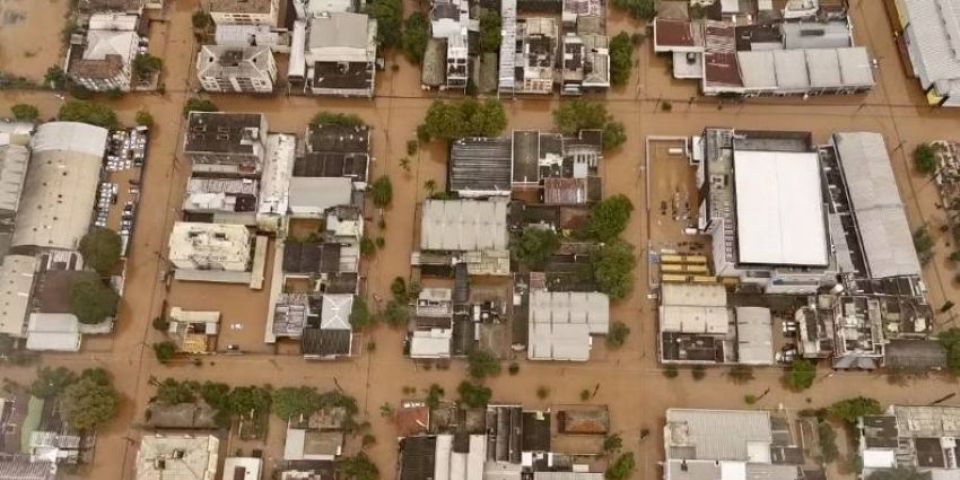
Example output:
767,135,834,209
940,328,960,372
60,375,119,430
366,0,403,48
828,397,882,425
606,321,630,348
382,299,409,327
586,194,634,242
79,228,122,276
591,240,636,299
603,433,623,453
612,0,655,19
272,386,321,420
44,66,68,90
183,97,218,118
605,452,636,480
479,11,502,53
11,104,39,122
663,365,678,378
913,143,937,175
350,296,377,330
30,367,77,398
692,365,706,380
69,272,119,325
602,121,627,151
419,99,507,141
457,381,492,408
553,100,609,134
228,385,272,416
310,111,364,127
338,452,380,480
402,12,429,64
818,421,839,463
390,277,407,300
371,176,393,208
154,380,197,405
192,10,212,29
867,468,932,480
136,110,154,127
783,359,817,391
609,32,633,86
425,384,444,410
728,365,755,384
133,53,163,78
58,100,119,128
199,381,231,410
153,341,177,363
512,227,560,269
467,349,501,379
360,236,376,257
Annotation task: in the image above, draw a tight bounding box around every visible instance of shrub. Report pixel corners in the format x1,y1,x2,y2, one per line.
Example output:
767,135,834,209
744,394,757,405
183,97,218,117
783,359,817,391
914,143,937,174
691,365,706,380
371,176,393,208
663,365,679,378
135,110,154,127
152,316,169,331
609,32,633,86
59,100,118,128
457,381,492,408
310,111,363,127
11,104,39,122
606,321,630,348
153,341,177,363
508,362,520,375
728,365,755,384
536,385,550,399
402,12,430,64
467,349,501,379
479,11,502,53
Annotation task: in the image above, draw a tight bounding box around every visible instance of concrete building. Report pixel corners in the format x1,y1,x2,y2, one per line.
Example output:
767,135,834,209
68,13,140,92
183,177,259,225
664,409,805,480
301,293,354,359
167,222,252,271
860,405,960,476
221,457,262,480
559,0,609,94
303,12,377,97
167,307,221,354
205,0,280,27
0,124,31,244
528,290,609,362
184,112,268,176
415,199,511,276
658,283,733,365
135,434,219,480
214,24,290,53
409,288,454,359
891,0,960,106
13,122,107,250
298,123,371,190
423,0,472,90
196,45,277,93
499,17,558,95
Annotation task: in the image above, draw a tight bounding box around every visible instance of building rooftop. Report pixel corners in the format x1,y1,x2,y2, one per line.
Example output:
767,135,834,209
449,138,513,196
306,124,369,153
196,45,274,83
528,290,608,362
898,0,960,97
320,294,352,331
0,141,31,215
283,428,343,460
206,0,274,13
136,434,219,480
288,177,353,218
144,402,218,429
222,458,262,480
733,149,827,266
0,255,38,337
294,153,368,181
420,200,509,251
557,406,610,434
77,0,144,12
184,178,259,213
14,122,107,250
735,307,774,365
168,222,252,271
659,283,729,334
283,242,341,274
25,314,81,352
184,112,265,155
665,409,772,461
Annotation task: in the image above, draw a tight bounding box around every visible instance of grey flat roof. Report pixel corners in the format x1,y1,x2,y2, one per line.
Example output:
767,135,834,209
833,132,921,278
288,177,353,216
420,200,508,251
449,137,513,194
735,307,774,365
782,21,851,50
185,112,264,154
665,409,771,461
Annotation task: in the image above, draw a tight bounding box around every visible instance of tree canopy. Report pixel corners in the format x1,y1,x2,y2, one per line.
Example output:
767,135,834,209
272,386,322,420
366,0,402,48
467,349,501,379
382,299,409,327
783,359,817,391
60,374,119,430
512,227,560,270
605,452,637,480
402,13,430,64
350,296,377,331
591,240,636,299
79,228,122,276
913,143,936,175
553,100,609,134
59,100,119,128
338,452,380,480
612,0,656,19
133,53,163,78
228,385,272,417
586,194,634,242
867,468,932,480
11,104,39,122
153,341,177,363
419,99,507,141
940,328,960,373
828,397,882,425
136,110,154,127
609,32,633,86
602,120,627,151
310,111,364,127
155,378,197,404
457,381,492,408
183,97,218,118
69,272,119,325
30,367,77,399
371,176,393,208
479,11,502,53
606,321,630,348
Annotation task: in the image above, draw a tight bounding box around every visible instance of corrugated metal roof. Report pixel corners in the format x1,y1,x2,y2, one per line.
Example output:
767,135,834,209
737,51,777,89
900,0,960,91
665,409,772,461
420,200,508,251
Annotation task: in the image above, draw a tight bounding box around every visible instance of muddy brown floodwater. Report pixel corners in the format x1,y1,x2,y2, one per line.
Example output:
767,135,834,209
0,0,69,82
3,0,960,479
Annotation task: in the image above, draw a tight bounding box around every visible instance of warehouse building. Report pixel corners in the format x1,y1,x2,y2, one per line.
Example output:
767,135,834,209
527,290,609,362
890,0,960,106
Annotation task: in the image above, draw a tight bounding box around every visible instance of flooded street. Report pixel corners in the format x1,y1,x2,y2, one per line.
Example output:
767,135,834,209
1,0,960,479
0,0,69,81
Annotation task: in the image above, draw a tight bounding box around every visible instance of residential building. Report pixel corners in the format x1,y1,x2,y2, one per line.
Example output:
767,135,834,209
301,294,353,359
184,112,268,176
167,222,253,272
423,0,472,90
511,129,602,201
288,177,353,219
652,17,874,96
890,0,960,106
221,457,262,480
166,307,221,354
303,12,377,97
67,13,140,92
499,17,559,95
196,45,277,93
559,0,609,94
13,122,107,250
135,434,219,480
205,0,280,27
183,177,260,226
283,422,344,462
409,288,454,359
528,290,609,362
299,123,371,190
215,24,291,53
257,133,296,229
860,405,960,475
415,199,510,276
664,409,806,480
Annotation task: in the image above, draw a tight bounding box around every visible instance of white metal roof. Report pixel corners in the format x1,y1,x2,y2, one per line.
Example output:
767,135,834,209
665,409,772,461
832,132,921,278
258,133,295,215
734,150,828,266
25,314,81,352
736,51,776,89
659,306,730,334
288,177,352,217
420,200,508,251
527,290,607,361
900,0,960,91
0,255,37,337
410,329,452,358
320,294,352,330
